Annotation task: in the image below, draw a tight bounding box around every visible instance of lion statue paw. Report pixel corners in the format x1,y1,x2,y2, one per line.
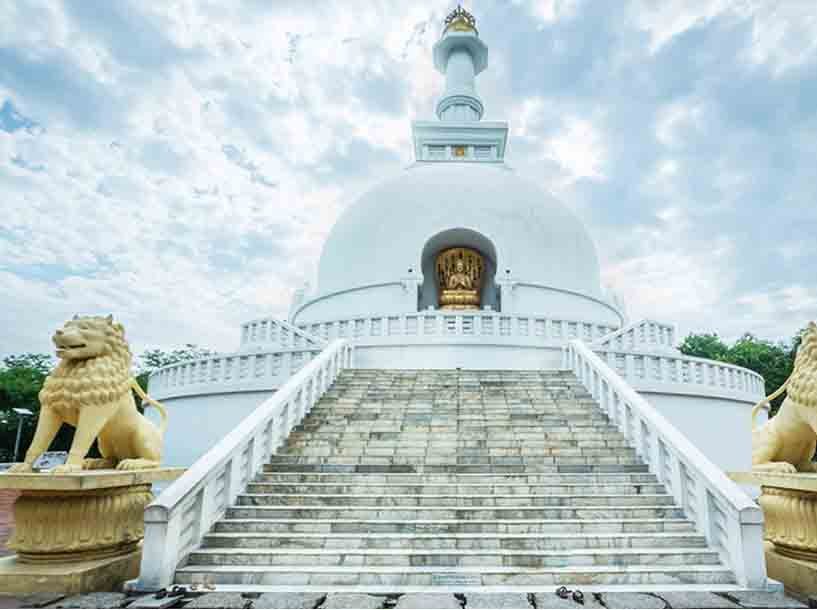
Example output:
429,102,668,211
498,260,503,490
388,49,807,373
6,463,33,474
752,461,798,474
52,463,83,474
116,458,160,471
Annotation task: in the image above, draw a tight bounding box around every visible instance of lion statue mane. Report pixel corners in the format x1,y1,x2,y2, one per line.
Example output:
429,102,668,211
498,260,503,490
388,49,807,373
752,321,817,473
9,315,167,474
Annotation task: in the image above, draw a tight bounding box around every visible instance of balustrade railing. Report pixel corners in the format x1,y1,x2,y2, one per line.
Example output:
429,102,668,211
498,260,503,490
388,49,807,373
240,317,324,350
563,340,766,587
137,340,354,590
148,348,324,400
593,347,765,400
296,312,619,345
594,319,676,352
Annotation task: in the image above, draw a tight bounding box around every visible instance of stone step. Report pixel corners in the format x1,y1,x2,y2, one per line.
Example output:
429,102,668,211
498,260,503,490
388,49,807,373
286,432,628,442
262,463,651,474
212,518,697,535
293,426,622,436
287,431,627,442
266,455,641,466
201,532,707,550
245,483,667,495
300,417,610,426
234,493,676,508
254,472,661,485
329,383,586,389
185,547,721,568
282,441,635,452
174,368,732,589
226,505,685,520
174,564,736,587
280,446,636,456
278,442,636,459
311,400,600,410
297,417,610,426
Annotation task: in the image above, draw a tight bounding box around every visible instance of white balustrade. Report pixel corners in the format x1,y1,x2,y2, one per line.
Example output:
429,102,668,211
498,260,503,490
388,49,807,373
563,340,766,588
240,317,324,350
148,348,324,400
593,347,765,401
137,340,354,590
595,319,677,352
291,312,619,346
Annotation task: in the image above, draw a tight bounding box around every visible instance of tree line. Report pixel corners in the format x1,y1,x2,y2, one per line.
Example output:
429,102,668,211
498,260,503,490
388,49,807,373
677,329,805,415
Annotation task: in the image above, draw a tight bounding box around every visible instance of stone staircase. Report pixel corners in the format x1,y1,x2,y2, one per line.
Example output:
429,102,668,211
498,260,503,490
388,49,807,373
175,369,735,589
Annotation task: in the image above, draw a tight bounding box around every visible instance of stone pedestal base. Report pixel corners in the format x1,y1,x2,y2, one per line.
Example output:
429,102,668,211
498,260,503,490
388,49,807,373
764,541,817,597
729,471,817,598
0,468,182,594
0,548,141,594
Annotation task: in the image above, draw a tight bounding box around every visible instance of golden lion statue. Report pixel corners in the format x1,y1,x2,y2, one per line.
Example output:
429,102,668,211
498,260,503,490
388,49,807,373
751,321,817,473
8,315,167,474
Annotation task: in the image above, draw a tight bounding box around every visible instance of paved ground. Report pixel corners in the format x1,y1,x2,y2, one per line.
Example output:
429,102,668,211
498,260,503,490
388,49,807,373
0,589,809,609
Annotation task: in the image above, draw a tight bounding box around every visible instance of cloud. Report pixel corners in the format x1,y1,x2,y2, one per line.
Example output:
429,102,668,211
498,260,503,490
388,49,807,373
1,0,816,361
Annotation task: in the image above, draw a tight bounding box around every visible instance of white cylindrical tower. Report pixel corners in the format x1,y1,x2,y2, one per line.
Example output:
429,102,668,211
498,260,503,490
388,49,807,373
433,6,488,122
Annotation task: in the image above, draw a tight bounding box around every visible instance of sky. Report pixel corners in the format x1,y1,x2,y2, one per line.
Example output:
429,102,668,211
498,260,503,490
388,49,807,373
1,0,816,359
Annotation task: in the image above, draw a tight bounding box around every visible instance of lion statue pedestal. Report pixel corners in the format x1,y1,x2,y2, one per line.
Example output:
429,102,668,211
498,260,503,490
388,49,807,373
730,471,817,598
0,469,182,594
0,315,184,594
727,321,817,598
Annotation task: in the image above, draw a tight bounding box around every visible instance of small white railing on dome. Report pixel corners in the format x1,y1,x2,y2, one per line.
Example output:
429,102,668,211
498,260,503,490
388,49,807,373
563,340,766,588
137,339,354,590
295,312,620,345
240,318,324,350
147,347,324,400
594,319,676,352
593,348,765,401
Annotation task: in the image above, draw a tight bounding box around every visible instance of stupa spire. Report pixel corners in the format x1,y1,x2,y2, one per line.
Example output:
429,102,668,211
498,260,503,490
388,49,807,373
410,5,507,163
433,5,488,122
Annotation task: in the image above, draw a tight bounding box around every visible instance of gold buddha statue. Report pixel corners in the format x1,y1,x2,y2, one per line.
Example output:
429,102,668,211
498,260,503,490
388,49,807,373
437,247,483,310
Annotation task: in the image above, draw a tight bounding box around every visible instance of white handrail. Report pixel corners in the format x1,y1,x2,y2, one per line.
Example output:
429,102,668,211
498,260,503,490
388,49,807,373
564,340,766,588
147,347,325,400
594,318,677,352
240,317,325,349
592,347,765,400
137,339,354,590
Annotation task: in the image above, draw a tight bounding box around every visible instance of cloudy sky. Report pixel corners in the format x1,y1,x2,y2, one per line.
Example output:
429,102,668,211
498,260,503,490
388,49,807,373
1,0,815,359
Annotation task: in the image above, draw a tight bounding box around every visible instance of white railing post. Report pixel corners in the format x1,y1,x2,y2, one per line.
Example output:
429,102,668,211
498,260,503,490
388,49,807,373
139,507,184,590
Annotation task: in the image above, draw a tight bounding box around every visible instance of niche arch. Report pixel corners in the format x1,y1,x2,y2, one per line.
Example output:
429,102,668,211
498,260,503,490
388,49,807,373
418,228,499,311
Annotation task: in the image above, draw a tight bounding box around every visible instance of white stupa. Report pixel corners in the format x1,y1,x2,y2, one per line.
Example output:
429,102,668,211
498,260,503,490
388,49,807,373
149,6,765,472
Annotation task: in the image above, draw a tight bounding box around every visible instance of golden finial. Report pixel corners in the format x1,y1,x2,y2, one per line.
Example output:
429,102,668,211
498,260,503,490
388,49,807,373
443,5,478,35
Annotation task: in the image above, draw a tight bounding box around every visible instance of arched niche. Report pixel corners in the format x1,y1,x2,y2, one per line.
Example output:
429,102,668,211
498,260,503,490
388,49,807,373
418,228,500,311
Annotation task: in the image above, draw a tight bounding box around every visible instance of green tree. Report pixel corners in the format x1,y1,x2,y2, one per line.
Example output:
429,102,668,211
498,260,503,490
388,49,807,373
677,333,730,361
679,331,800,415
0,353,70,461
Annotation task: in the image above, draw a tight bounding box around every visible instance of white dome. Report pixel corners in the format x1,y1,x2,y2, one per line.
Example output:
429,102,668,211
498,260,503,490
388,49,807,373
316,162,603,299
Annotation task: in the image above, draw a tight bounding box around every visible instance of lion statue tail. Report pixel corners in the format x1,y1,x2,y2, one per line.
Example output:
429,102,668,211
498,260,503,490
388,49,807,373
130,378,169,436
751,373,792,430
